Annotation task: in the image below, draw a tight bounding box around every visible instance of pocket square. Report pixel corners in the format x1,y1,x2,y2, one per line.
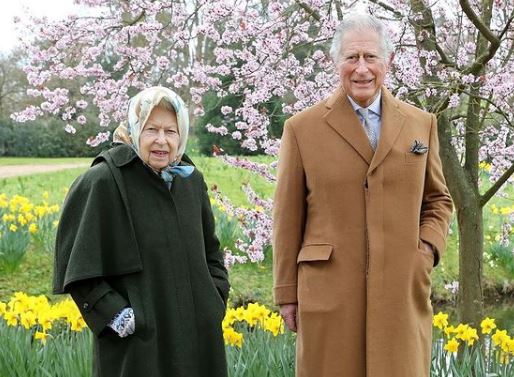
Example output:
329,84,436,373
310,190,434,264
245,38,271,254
410,140,428,154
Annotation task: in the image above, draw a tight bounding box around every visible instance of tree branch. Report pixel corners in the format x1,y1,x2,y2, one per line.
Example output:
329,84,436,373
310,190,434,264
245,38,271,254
480,163,514,206
368,0,403,18
459,0,499,45
294,0,320,21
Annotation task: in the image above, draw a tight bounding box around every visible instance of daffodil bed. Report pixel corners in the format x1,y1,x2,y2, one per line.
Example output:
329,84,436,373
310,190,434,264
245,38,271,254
0,293,512,377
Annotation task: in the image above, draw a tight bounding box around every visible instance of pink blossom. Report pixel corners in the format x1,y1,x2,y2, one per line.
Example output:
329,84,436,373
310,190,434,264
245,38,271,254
77,115,87,125
221,106,232,115
64,124,77,134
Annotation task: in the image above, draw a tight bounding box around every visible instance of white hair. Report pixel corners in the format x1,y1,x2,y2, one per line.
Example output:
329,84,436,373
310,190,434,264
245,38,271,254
330,13,393,67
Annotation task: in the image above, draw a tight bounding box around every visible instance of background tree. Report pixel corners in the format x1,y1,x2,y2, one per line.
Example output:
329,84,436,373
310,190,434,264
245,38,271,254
13,0,514,325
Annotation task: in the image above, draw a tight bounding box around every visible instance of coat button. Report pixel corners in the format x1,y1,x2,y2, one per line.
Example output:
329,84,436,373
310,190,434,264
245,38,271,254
83,302,89,310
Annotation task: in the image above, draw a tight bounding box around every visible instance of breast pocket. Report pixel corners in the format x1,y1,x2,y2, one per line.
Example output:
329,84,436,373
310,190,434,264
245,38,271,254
405,151,428,164
297,244,339,313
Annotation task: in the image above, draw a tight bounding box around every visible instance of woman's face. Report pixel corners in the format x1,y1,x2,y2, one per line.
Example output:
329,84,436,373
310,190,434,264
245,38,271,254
139,106,180,171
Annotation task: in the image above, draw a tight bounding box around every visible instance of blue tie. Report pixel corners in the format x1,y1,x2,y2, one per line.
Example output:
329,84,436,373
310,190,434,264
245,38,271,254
357,108,377,150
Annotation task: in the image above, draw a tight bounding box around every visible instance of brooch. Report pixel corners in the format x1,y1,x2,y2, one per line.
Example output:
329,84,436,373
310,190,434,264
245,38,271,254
410,140,428,154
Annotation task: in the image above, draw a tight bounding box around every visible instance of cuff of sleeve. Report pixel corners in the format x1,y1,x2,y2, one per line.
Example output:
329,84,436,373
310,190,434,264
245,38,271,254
420,225,446,267
273,284,297,305
76,282,129,336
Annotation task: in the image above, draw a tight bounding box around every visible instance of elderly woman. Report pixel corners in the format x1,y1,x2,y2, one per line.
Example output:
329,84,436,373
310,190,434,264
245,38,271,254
53,86,229,377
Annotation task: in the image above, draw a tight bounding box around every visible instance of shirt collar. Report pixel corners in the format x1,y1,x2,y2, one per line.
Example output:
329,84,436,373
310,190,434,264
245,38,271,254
347,90,382,117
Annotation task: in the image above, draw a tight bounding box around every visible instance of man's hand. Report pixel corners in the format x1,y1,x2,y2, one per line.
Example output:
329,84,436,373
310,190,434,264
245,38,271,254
280,303,298,332
421,240,434,255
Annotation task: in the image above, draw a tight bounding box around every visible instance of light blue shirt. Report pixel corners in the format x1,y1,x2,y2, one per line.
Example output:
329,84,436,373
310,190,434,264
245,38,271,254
348,91,382,143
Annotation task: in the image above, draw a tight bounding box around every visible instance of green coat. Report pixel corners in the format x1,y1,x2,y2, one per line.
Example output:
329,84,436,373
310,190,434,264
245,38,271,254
54,144,229,377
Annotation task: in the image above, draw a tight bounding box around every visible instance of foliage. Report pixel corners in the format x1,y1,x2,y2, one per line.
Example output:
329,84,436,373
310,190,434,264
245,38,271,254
0,118,104,157
0,194,60,273
432,312,514,376
1,293,513,376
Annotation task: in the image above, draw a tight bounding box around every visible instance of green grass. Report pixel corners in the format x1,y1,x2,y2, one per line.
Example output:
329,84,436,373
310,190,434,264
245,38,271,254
0,250,53,301
0,156,274,207
0,168,88,205
0,157,513,327
0,157,92,166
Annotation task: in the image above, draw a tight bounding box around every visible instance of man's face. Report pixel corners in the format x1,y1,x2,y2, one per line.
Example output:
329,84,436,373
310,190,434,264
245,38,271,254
338,29,390,107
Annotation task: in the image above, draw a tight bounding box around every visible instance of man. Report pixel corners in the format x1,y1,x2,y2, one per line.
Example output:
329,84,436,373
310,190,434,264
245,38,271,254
272,13,453,377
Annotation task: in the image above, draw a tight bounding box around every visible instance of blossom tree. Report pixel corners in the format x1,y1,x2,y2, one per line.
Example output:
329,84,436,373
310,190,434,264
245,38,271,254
13,0,514,325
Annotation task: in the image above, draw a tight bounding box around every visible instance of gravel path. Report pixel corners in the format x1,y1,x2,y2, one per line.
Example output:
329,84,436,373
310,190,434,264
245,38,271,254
0,163,90,178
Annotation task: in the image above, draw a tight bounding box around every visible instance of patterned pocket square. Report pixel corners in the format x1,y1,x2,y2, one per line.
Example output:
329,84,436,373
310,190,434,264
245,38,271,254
410,140,428,154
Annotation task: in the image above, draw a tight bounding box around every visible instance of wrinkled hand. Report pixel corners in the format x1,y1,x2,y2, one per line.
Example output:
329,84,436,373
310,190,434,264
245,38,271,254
280,303,298,333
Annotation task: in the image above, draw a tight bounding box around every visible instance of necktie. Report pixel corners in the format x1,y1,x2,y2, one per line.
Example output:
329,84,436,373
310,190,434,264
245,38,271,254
357,108,377,150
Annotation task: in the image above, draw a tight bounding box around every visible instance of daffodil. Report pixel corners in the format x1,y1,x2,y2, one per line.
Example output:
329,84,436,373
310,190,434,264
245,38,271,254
481,317,496,335
28,223,38,234
223,326,243,348
20,311,37,329
443,325,456,337
4,311,18,327
34,331,49,344
492,329,509,348
444,338,459,354
433,312,449,330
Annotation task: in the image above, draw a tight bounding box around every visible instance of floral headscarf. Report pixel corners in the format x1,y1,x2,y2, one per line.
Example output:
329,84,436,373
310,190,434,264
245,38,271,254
113,86,189,160
113,86,193,185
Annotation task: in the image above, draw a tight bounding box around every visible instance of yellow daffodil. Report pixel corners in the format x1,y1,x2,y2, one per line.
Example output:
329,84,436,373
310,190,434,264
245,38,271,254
433,312,449,330
223,327,243,348
481,317,497,335
263,313,284,336
34,331,49,345
4,311,18,327
0,193,7,208
463,327,479,346
444,325,456,337
28,223,38,234
492,329,509,347
20,311,37,330
9,224,18,232
444,338,459,354
454,323,470,340
2,213,15,222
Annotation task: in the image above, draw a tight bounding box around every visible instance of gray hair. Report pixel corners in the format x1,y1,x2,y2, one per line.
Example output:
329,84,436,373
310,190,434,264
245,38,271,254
330,13,393,67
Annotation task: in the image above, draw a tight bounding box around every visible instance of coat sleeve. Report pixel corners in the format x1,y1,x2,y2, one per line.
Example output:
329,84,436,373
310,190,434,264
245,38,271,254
272,119,307,305
419,114,453,266
201,179,230,305
67,278,129,336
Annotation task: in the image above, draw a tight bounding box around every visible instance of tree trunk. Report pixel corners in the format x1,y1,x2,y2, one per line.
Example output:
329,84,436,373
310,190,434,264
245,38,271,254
456,200,484,326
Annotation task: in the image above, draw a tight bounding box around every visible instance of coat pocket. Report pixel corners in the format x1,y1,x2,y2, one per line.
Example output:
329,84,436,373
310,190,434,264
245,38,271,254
297,244,333,263
297,244,338,313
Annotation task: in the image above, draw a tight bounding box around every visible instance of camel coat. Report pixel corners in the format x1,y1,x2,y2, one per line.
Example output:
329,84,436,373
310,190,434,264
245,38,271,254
272,87,453,377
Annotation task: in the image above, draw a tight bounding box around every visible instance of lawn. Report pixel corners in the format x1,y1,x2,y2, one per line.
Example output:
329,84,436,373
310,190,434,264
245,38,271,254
0,157,92,166
0,156,512,328
1,156,514,377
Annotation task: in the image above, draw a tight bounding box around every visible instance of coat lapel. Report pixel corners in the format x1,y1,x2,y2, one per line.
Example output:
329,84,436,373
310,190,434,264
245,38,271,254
368,88,406,173
324,88,374,165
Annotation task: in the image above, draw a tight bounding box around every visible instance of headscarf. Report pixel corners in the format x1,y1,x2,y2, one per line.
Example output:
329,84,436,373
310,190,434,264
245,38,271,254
113,86,194,185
